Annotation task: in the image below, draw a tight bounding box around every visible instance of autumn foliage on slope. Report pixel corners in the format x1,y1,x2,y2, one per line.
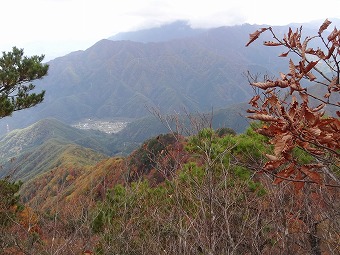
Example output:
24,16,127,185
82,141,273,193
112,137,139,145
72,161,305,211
246,19,340,189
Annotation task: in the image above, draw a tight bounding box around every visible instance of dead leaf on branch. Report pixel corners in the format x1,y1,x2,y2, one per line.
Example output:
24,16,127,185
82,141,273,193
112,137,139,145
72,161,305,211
274,163,295,184
263,41,282,46
289,81,305,93
246,21,340,189
279,72,286,79
327,77,337,92
273,133,294,156
304,163,324,169
302,104,318,126
319,19,332,35
293,171,305,191
327,27,339,41
306,127,322,137
251,81,276,90
306,72,317,81
279,51,290,57
246,109,258,113
265,154,278,161
245,27,269,47
304,61,319,73
300,142,325,155
248,95,260,107
311,103,325,112
299,92,309,103
257,124,285,137
300,166,322,184
287,28,301,48
264,159,284,171
263,94,281,110
289,59,296,77
248,113,278,122
275,80,289,88
326,44,335,59
287,99,299,120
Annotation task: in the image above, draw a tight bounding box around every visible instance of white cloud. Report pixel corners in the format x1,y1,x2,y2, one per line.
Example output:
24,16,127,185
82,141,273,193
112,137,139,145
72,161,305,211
1,0,339,59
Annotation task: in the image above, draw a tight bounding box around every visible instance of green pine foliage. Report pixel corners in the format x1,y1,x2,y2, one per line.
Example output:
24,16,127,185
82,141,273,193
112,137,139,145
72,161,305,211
0,179,23,226
90,127,273,254
0,47,48,118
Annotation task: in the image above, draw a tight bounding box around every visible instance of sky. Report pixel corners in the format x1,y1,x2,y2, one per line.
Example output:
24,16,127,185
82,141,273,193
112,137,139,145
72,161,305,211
1,0,340,61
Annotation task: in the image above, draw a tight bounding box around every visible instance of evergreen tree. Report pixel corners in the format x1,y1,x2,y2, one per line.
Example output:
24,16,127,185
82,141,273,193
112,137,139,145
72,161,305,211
0,47,48,253
0,46,49,118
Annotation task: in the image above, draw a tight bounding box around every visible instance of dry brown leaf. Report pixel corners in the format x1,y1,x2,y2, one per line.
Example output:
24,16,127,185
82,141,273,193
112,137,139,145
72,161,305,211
265,154,278,161
307,127,322,137
306,72,317,81
274,163,295,184
249,95,260,107
273,176,285,185
275,80,289,88
305,48,317,54
304,61,319,73
327,27,339,41
327,77,337,92
319,19,332,34
248,114,277,122
293,171,305,191
289,29,298,48
279,72,286,79
264,41,282,46
299,92,309,103
264,159,283,170
289,59,296,77
288,100,299,119
300,166,322,184
304,163,324,169
316,50,327,59
290,81,304,92
251,81,276,90
246,109,258,113
274,133,293,156
303,105,318,126
326,44,335,59
324,92,331,98
246,27,269,47
279,51,290,57
311,103,325,112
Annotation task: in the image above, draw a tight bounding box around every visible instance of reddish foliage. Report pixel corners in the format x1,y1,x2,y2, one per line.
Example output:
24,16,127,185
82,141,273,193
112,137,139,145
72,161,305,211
246,19,340,190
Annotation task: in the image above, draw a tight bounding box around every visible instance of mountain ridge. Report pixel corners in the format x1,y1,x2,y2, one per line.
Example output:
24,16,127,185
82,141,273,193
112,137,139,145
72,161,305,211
0,22,297,135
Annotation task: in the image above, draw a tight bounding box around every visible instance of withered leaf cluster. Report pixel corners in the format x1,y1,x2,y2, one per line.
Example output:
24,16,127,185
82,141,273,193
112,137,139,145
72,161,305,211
246,19,340,190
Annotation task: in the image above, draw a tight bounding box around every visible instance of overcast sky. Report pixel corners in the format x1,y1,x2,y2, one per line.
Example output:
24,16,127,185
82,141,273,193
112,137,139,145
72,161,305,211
1,0,340,61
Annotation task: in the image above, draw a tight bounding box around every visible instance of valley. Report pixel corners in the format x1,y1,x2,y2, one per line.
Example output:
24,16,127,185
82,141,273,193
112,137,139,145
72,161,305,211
0,19,339,255
71,118,129,133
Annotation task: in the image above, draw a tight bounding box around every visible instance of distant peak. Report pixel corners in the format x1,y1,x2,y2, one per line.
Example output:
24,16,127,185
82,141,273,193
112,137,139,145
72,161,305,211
108,20,206,43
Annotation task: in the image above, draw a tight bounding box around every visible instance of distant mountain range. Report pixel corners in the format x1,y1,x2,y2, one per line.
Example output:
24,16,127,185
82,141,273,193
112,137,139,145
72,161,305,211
0,18,338,211
0,20,310,136
109,20,207,43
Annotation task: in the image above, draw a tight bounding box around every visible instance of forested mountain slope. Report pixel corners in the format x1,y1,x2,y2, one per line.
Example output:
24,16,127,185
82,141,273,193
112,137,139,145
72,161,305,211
0,22,301,135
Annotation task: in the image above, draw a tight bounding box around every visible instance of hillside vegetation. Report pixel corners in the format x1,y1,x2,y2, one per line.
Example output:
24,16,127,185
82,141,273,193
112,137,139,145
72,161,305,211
0,20,339,255
1,126,338,254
